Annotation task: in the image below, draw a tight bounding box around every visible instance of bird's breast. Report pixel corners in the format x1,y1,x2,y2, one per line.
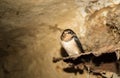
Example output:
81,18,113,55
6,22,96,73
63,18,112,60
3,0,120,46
61,38,80,56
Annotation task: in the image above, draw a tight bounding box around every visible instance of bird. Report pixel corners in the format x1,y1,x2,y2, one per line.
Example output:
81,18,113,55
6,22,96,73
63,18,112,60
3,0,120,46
60,29,84,57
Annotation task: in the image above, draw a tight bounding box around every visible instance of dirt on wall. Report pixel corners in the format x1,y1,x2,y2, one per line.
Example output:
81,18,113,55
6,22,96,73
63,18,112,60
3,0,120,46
0,0,120,78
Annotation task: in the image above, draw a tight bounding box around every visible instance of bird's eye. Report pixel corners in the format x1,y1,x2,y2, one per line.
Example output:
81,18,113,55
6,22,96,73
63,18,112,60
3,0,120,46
68,31,72,34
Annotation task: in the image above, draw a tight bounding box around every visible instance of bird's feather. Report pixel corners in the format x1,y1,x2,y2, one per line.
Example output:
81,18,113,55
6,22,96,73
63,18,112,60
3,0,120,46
74,36,84,53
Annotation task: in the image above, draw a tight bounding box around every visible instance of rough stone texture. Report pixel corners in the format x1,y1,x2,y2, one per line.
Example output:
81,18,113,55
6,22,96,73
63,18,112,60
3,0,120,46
0,0,120,78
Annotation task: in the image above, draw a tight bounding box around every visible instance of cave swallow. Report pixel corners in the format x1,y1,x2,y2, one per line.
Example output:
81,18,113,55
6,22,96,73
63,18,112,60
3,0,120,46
61,29,84,57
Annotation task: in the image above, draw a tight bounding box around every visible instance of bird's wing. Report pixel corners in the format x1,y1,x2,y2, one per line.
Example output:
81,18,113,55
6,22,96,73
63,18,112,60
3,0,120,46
74,36,84,53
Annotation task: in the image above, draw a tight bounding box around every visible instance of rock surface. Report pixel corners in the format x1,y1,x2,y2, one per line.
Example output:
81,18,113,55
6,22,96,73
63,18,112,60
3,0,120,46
0,0,120,78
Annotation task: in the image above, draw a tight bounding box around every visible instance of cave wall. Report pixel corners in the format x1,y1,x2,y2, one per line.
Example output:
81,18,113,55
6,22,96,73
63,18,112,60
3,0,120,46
0,0,120,78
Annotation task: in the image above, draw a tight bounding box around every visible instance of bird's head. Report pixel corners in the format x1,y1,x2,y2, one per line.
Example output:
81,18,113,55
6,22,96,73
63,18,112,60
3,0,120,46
61,29,76,42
